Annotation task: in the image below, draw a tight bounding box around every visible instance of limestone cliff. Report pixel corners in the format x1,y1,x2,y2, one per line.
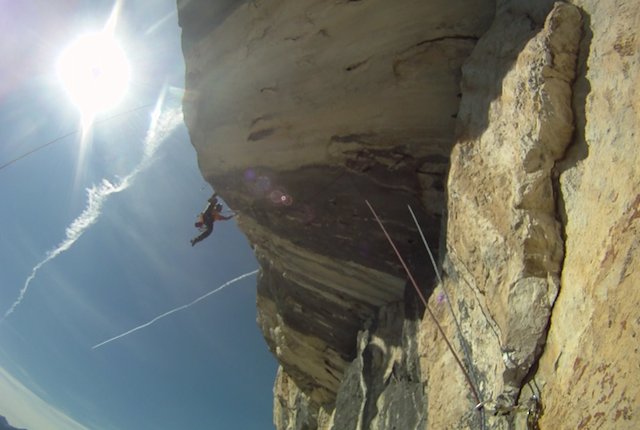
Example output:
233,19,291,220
178,0,639,428
178,0,494,408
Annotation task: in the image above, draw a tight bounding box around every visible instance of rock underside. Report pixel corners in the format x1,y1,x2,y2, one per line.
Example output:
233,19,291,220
178,0,640,428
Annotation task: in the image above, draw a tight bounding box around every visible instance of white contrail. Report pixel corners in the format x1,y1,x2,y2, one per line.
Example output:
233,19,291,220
91,269,259,350
1,101,183,321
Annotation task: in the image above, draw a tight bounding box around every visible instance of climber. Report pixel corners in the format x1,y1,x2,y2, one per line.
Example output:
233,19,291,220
190,193,235,246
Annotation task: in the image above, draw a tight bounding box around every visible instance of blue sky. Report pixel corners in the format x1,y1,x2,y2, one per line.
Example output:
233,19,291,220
0,1,277,429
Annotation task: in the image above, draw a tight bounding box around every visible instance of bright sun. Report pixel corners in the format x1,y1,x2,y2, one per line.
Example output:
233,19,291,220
57,31,130,122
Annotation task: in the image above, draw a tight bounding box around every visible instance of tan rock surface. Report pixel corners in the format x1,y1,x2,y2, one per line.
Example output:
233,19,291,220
418,1,640,429
420,2,582,428
533,1,640,428
273,366,333,430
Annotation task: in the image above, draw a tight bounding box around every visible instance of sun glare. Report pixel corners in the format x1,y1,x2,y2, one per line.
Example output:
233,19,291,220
57,31,130,124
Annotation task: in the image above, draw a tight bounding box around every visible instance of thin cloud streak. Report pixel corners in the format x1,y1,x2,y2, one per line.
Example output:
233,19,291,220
92,269,259,350
2,100,183,321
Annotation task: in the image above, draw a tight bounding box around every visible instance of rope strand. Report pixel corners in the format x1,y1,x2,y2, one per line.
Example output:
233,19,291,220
366,200,481,406
407,204,486,429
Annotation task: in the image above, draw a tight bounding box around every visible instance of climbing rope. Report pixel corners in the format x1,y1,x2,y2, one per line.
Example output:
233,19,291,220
408,204,486,429
366,200,482,408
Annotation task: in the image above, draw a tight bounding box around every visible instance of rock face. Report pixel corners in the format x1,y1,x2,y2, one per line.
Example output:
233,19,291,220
332,302,426,430
273,300,426,430
412,1,640,429
178,0,640,429
421,2,581,428
534,0,640,428
178,0,495,409
416,1,640,429
449,0,580,408
273,366,332,430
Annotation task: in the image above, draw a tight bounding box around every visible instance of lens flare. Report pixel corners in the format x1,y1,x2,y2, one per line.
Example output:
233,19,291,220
269,189,293,206
244,168,257,181
281,194,293,206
